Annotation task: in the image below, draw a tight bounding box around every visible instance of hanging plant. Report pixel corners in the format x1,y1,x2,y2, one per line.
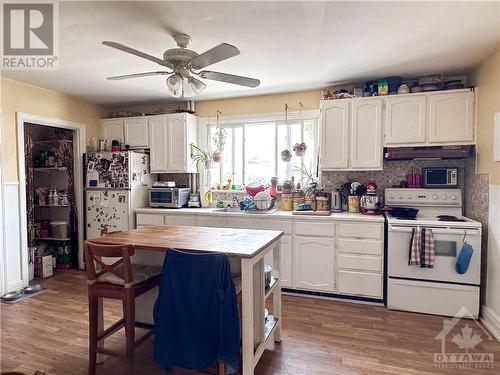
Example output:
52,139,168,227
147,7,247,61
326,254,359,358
280,149,292,162
190,143,213,172
212,127,226,163
293,142,307,157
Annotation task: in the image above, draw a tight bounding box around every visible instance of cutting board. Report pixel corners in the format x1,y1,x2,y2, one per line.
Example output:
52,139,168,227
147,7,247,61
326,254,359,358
292,210,331,216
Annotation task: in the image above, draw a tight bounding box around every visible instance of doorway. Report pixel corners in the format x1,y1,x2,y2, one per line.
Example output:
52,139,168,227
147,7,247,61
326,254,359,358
17,113,85,286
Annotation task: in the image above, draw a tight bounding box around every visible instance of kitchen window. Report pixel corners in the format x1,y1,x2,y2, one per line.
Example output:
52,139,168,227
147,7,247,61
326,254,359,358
208,117,317,187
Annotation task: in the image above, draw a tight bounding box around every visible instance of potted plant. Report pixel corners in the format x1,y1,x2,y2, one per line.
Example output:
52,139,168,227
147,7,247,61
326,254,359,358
293,142,307,157
212,127,226,162
190,143,213,172
282,179,294,194
280,149,292,162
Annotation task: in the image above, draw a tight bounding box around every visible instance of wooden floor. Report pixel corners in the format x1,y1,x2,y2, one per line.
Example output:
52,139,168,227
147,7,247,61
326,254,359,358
1,271,499,375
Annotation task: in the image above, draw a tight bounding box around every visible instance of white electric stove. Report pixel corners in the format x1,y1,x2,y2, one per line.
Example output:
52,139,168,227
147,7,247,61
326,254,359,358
385,188,482,318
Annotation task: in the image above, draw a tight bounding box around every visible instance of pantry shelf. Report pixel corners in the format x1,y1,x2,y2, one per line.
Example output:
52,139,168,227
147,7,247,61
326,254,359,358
34,205,70,208
33,167,68,172
34,237,71,241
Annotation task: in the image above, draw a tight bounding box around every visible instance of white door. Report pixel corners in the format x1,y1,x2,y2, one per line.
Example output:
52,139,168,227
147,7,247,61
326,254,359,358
280,235,293,288
293,236,335,292
124,117,149,148
351,99,383,169
385,95,426,145
101,119,124,144
166,114,187,172
319,100,350,170
428,91,475,144
148,115,168,173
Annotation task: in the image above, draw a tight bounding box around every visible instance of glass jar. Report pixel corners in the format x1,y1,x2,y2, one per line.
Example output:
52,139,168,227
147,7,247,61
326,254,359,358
281,193,293,211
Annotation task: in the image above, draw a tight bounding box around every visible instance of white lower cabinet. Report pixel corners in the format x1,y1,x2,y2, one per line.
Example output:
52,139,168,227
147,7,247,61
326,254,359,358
136,211,384,300
293,236,335,292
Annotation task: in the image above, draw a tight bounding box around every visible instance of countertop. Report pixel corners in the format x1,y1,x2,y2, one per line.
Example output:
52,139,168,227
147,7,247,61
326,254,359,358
88,225,283,258
136,207,385,222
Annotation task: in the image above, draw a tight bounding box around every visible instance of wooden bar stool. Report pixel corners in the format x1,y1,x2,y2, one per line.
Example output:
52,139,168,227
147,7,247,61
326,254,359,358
84,240,161,375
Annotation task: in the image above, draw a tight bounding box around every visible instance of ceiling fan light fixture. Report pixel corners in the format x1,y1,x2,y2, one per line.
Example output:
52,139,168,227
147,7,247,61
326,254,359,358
188,76,206,95
166,73,182,97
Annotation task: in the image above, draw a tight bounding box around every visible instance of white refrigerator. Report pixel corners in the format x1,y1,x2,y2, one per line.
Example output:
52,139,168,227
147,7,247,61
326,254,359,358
84,151,149,239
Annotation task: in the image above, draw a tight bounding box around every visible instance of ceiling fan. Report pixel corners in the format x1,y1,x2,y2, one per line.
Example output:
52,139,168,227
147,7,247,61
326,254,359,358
103,34,260,98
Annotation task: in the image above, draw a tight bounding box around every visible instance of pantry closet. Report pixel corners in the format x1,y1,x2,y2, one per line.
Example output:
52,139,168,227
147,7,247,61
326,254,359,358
24,123,78,278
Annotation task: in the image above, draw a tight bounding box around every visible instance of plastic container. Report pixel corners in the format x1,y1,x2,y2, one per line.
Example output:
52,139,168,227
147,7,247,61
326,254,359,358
50,221,68,239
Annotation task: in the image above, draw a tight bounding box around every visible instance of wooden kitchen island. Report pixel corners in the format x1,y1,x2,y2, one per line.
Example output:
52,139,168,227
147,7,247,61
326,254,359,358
89,224,284,375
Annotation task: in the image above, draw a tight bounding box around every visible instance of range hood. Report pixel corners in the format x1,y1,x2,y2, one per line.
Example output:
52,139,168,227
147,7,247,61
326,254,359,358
384,145,473,160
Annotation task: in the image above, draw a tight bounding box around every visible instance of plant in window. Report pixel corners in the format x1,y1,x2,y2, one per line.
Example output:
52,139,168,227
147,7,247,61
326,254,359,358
212,127,227,162
292,142,307,157
280,149,292,162
282,179,294,194
293,165,318,196
190,143,213,171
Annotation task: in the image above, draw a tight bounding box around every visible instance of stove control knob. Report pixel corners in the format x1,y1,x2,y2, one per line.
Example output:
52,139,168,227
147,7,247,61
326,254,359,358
389,195,395,200
406,194,412,199
432,194,438,200
441,195,447,200
398,194,403,199
451,195,457,200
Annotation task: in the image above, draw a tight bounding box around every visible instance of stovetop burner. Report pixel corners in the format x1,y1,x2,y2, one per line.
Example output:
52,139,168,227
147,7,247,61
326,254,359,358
437,215,467,222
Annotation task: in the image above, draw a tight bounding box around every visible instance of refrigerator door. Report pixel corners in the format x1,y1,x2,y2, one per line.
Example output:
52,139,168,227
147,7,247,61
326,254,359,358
85,152,130,189
85,190,130,239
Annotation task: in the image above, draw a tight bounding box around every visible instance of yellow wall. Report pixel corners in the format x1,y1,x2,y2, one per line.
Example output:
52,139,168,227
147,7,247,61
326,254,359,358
1,77,104,182
195,89,322,118
472,47,500,185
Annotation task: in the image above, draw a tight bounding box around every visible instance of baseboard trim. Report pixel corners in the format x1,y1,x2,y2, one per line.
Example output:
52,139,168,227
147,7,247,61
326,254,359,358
481,305,500,342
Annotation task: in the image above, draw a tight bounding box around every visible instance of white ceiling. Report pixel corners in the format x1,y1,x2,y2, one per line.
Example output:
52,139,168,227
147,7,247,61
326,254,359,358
3,1,500,105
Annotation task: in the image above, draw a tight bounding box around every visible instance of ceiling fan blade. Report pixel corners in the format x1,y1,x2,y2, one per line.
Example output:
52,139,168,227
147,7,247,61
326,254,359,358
103,41,167,66
198,70,260,88
107,71,171,80
189,43,240,69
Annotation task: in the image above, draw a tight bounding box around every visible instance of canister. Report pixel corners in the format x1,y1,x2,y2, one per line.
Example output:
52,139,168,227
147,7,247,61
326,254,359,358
348,195,360,213
281,193,293,211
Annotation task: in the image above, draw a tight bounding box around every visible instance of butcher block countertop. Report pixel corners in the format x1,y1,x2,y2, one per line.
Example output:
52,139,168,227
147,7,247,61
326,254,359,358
136,207,385,222
88,225,283,258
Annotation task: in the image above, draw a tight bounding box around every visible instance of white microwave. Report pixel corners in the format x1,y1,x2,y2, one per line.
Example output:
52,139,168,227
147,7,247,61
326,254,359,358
423,167,458,188
149,188,190,208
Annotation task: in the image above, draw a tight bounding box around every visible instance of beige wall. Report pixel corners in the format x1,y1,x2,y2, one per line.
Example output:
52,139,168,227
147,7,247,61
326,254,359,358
195,89,322,118
472,47,500,185
1,78,104,182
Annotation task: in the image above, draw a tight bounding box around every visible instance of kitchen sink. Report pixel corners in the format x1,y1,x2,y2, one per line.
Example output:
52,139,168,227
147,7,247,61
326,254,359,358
211,207,242,213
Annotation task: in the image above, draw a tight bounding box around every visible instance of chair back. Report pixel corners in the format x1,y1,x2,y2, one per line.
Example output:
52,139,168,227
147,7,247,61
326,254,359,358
84,241,135,287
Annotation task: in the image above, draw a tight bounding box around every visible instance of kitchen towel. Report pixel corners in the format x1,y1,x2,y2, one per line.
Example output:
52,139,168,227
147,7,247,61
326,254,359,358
408,227,435,268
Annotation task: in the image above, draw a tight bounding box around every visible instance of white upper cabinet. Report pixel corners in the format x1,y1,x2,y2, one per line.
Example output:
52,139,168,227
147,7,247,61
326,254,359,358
320,100,350,170
385,95,426,145
123,117,149,148
101,119,124,144
384,89,475,146
428,91,475,144
320,98,383,171
351,99,383,169
148,115,168,173
148,113,197,173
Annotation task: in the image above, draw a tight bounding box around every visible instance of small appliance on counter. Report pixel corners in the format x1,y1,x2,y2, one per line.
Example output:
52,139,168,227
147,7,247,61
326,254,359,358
360,182,381,215
188,193,201,208
149,187,190,208
331,189,347,212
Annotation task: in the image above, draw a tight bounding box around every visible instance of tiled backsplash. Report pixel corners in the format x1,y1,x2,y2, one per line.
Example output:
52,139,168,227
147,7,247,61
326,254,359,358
321,159,466,193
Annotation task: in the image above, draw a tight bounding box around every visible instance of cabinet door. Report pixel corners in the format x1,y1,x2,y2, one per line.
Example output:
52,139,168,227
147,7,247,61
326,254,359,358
351,99,383,169
136,213,164,226
148,116,168,172
319,100,350,170
124,117,149,148
428,91,475,143
385,95,426,145
166,114,187,172
165,214,195,226
293,236,335,292
101,119,124,144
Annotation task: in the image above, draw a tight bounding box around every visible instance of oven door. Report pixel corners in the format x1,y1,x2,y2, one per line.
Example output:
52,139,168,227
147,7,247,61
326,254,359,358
149,189,174,207
387,224,481,285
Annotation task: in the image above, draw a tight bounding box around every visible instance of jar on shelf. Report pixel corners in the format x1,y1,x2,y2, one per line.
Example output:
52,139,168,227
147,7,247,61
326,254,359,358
280,193,293,211
304,196,316,210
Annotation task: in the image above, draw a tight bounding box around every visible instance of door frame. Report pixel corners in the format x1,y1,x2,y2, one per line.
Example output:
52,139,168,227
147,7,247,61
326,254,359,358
0,112,6,294
17,113,86,283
